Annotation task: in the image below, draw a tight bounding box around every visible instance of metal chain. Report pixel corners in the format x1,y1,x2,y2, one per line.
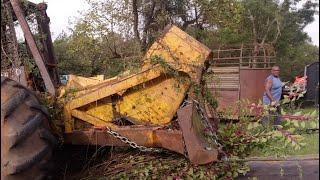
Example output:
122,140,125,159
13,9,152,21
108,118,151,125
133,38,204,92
103,126,163,153
179,99,191,109
102,99,228,159
192,99,230,161
101,99,193,155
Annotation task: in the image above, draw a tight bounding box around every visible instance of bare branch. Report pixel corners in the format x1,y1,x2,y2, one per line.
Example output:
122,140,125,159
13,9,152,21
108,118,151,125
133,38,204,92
248,9,257,44
271,18,281,44
260,18,277,45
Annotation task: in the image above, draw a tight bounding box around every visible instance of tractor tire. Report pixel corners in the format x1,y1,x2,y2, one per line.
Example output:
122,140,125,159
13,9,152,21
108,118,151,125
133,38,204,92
1,77,57,180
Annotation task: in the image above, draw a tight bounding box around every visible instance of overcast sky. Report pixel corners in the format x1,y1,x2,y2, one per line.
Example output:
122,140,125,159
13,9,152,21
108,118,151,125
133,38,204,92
28,0,319,46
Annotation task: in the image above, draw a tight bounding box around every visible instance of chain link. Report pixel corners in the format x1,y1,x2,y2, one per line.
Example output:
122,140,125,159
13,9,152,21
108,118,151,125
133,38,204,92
103,99,228,160
103,126,163,153
192,99,230,161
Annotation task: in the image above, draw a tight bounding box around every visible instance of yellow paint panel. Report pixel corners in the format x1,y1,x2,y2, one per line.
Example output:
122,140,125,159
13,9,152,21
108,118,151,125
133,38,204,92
67,67,162,110
66,74,104,90
117,75,190,125
78,75,189,126
143,25,211,82
85,97,115,122
71,109,117,128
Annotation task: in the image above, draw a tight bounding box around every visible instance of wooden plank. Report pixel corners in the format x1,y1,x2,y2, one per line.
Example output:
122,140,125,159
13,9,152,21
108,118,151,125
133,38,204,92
210,67,239,74
214,76,239,81
208,84,239,88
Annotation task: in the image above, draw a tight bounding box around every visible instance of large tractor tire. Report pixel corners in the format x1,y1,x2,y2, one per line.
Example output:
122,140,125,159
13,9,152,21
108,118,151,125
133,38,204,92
1,77,57,180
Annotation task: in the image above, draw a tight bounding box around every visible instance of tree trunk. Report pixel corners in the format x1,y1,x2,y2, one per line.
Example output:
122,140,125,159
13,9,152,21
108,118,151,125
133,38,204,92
249,10,258,68
141,0,156,51
132,0,141,45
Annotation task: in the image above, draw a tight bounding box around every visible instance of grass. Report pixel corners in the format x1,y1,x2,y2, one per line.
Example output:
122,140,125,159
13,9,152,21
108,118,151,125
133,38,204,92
249,133,319,157
250,105,319,157
290,133,319,156
300,105,319,114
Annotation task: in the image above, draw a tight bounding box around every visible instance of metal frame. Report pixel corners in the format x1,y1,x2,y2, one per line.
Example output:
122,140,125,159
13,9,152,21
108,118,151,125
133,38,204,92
210,43,276,68
2,0,59,95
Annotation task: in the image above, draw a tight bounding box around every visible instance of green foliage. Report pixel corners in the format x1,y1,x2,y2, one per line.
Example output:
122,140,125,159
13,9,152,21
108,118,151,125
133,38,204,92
54,29,142,77
278,43,319,81
52,0,318,81
214,90,318,176
193,83,218,110
150,55,179,77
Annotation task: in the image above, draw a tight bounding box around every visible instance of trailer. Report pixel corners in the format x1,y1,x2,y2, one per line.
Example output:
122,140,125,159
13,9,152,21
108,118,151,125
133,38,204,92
206,44,276,118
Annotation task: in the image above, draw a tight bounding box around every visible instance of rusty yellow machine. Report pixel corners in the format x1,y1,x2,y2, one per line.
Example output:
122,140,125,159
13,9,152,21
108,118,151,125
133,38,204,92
1,1,219,179
61,25,218,164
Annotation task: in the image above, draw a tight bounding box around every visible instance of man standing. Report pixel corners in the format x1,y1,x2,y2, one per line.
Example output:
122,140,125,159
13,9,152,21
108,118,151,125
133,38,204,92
262,65,282,125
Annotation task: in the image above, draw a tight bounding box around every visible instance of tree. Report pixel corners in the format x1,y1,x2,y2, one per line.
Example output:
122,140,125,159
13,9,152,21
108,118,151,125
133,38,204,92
275,0,318,80
53,0,318,80
54,21,142,77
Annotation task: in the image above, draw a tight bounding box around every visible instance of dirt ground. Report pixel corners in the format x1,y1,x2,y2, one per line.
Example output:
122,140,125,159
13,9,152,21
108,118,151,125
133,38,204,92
51,145,319,180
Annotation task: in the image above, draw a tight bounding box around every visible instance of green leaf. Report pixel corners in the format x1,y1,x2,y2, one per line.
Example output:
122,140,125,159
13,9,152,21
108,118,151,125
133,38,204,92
237,169,247,174
292,97,296,102
273,131,282,137
260,137,267,143
283,120,291,126
270,107,276,112
233,172,239,177
293,111,302,116
283,95,289,99
293,121,299,127
281,98,290,104
226,172,233,177
311,110,318,117
284,138,291,146
199,171,205,179
287,128,295,133
300,142,306,146
252,122,259,128
310,121,317,128
300,121,305,128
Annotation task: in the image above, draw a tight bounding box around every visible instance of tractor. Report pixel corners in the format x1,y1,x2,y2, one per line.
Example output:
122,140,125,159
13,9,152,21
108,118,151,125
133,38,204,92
1,1,219,179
